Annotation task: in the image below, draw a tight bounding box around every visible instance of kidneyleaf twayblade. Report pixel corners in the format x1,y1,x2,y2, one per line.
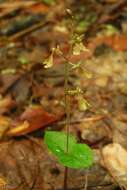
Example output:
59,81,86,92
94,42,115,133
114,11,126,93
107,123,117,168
45,131,76,157
44,131,94,169
59,143,93,169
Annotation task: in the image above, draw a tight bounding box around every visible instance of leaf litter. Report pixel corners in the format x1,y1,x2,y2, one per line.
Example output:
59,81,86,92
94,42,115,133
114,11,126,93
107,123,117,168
0,0,127,189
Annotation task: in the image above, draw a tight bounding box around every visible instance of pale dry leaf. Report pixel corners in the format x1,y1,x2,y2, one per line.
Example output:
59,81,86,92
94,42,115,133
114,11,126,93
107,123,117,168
102,143,127,189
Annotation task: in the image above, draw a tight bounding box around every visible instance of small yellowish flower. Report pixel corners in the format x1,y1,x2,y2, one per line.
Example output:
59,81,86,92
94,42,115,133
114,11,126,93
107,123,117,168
43,53,53,69
73,42,89,55
78,96,90,111
67,87,83,96
54,45,62,56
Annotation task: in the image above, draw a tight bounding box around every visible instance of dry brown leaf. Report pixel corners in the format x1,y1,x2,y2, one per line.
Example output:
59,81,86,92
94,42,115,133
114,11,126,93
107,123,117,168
0,116,11,138
26,3,49,14
7,105,60,136
102,143,127,189
88,35,127,52
0,177,7,188
7,120,30,136
0,96,15,114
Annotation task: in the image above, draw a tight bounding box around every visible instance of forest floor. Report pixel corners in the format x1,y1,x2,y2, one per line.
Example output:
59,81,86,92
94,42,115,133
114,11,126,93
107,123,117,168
0,0,127,190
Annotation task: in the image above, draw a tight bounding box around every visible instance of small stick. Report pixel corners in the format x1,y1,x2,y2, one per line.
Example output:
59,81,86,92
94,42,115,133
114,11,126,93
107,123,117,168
9,21,51,41
63,167,69,190
84,174,88,190
57,115,105,126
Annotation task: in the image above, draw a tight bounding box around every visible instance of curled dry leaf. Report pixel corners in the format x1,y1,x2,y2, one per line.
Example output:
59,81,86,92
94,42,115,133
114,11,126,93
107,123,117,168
7,121,30,137
102,143,127,189
77,119,110,147
113,118,127,149
0,116,11,139
7,105,60,136
0,177,7,188
0,96,16,114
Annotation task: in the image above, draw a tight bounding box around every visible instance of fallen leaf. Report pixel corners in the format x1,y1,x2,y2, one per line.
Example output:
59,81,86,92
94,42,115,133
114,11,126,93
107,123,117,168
95,76,109,87
6,120,30,136
0,96,16,114
7,105,60,136
102,143,127,189
0,177,7,187
10,76,32,103
88,34,127,52
0,116,11,138
26,2,49,14
0,74,21,94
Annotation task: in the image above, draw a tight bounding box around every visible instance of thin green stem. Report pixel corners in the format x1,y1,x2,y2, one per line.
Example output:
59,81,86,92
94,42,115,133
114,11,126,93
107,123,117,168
63,17,74,190
64,59,70,152
63,58,70,190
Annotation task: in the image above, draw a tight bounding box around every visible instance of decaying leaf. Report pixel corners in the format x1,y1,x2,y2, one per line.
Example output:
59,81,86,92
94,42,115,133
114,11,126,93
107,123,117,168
26,2,50,13
0,96,15,114
7,120,30,136
88,35,127,52
7,105,60,136
0,116,11,138
102,143,127,189
113,118,127,149
0,177,7,188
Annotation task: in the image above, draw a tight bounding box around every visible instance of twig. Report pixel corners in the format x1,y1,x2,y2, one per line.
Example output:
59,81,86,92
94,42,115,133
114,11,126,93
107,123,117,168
8,3,65,41
57,115,105,126
99,0,127,23
64,167,69,190
84,174,88,190
105,0,127,14
9,20,52,41
0,1,35,9
0,1,36,19
57,182,113,190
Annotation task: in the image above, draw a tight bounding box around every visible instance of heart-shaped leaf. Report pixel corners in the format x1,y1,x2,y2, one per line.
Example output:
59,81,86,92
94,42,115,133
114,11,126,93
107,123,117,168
44,131,93,169
61,143,93,168
45,131,76,157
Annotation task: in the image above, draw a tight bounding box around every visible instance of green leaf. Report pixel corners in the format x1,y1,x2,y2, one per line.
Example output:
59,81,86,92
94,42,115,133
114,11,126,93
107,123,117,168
59,143,93,169
44,131,94,169
44,131,76,157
